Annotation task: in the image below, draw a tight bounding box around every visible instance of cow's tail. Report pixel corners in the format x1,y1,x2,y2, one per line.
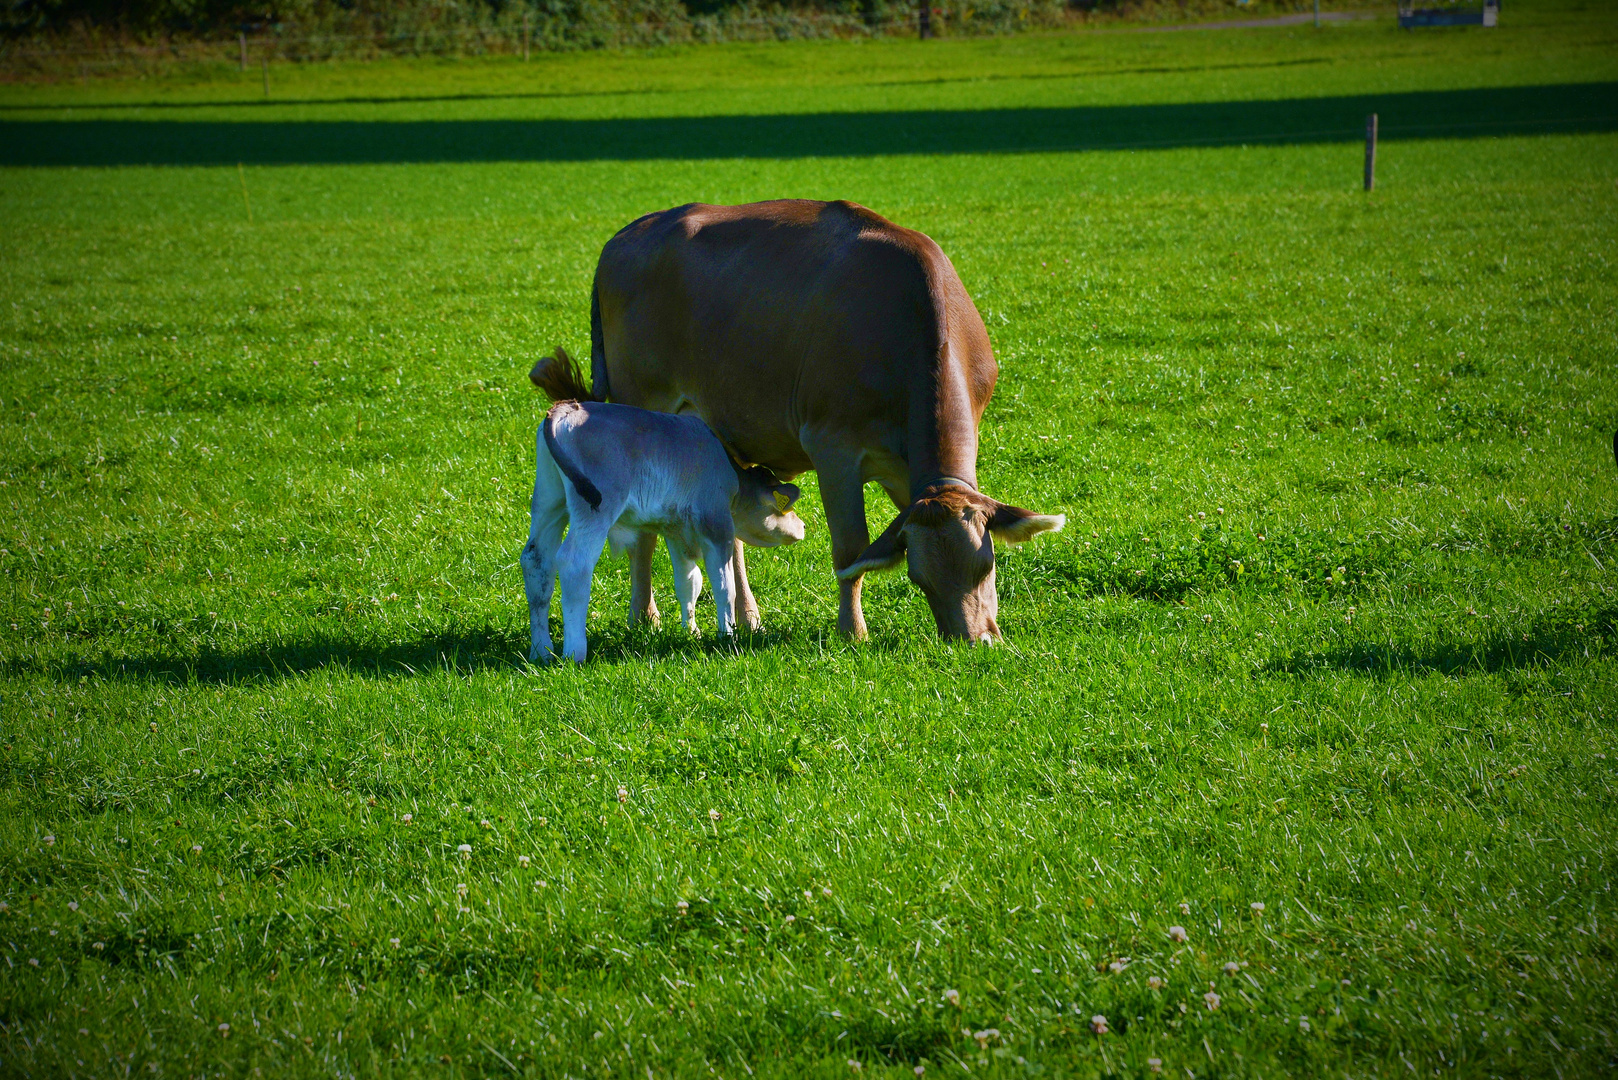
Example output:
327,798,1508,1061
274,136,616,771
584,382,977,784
529,345,596,403
588,272,613,404
542,403,603,512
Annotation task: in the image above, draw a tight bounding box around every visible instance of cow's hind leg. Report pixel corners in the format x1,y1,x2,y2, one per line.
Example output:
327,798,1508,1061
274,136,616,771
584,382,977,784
627,532,661,629
668,538,705,634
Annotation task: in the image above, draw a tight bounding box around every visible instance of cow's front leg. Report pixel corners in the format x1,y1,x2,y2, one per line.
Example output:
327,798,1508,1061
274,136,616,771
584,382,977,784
731,538,762,632
627,531,660,628
813,459,873,641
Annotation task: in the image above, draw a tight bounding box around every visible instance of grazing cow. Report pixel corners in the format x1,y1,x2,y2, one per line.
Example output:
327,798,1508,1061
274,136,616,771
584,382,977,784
576,199,1063,641
519,372,805,664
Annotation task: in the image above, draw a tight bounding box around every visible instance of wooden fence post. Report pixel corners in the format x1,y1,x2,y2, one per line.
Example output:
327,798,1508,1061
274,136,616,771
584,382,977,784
1364,114,1378,192
523,13,531,60
262,55,269,99
239,32,247,71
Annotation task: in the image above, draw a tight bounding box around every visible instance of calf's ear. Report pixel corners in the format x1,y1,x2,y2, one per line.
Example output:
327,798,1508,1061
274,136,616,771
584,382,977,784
987,502,1066,545
837,509,910,580
773,483,802,513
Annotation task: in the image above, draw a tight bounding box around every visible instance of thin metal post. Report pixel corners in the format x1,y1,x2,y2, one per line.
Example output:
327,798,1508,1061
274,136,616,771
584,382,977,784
523,13,531,60
239,32,247,71
262,55,269,98
1314,0,1320,27
1364,113,1378,192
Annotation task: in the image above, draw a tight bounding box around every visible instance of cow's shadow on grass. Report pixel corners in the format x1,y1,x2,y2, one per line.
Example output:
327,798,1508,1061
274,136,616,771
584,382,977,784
35,622,800,686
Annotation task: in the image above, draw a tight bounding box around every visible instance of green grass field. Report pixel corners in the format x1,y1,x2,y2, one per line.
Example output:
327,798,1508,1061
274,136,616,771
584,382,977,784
3,3,1617,1075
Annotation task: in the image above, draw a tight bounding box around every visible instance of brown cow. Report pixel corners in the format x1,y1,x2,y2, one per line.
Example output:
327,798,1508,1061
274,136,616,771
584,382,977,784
534,199,1063,640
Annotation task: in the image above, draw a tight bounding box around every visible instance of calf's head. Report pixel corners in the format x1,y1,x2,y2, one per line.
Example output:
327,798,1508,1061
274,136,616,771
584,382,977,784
732,465,806,548
839,488,1063,641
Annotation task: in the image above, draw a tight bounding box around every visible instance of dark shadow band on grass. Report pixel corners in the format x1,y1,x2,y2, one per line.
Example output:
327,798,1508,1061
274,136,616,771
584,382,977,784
1,82,1612,166
1256,610,1616,679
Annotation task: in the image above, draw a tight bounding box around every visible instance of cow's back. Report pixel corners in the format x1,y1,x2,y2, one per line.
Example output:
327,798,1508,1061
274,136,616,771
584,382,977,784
591,200,996,482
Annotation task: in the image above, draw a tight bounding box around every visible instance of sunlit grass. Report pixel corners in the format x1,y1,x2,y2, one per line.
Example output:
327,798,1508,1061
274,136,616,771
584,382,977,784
2,5,1617,1076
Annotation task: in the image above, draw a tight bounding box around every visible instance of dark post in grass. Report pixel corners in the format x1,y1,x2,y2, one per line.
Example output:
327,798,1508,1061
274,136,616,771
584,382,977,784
523,13,531,61
262,56,270,98
1314,0,1320,28
919,0,931,39
1364,113,1378,192
238,32,247,72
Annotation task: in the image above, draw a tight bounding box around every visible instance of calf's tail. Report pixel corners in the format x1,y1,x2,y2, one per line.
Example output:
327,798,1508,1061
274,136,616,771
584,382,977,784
529,346,598,403
542,404,603,512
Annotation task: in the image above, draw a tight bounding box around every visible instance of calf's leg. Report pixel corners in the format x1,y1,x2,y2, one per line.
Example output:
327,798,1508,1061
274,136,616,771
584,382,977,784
556,519,610,664
667,538,705,633
703,534,737,637
522,455,569,662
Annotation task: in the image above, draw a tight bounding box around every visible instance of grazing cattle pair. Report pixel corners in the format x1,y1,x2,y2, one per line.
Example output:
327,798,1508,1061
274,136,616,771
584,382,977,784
522,199,1064,663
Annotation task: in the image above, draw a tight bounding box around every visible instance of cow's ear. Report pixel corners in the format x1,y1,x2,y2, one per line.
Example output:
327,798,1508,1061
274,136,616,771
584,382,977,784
773,483,802,513
987,502,1066,545
837,509,910,579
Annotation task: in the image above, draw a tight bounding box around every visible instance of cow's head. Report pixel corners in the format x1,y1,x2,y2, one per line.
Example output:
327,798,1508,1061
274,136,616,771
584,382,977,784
732,465,806,548
838,487,1063,641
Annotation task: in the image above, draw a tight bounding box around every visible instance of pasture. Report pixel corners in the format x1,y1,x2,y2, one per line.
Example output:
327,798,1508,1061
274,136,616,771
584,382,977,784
2,4,1617,1075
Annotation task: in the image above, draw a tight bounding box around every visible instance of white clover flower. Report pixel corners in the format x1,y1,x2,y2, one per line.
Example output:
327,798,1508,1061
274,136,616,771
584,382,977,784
1148,1058,1163,1074
1089,1015,1108,1035
914,1068,926,1077
847,1060,861,1071
518,855,531,868
218,1023,230,1036
822,886,833,897
1108,960,1127,974
1299,1018,1311,1033
676,900,689,916
973,1029,1000,1049
191,845,203,855
943,988,960,1007
458,844,472,857
28,958,39,966
804,890,813,901
1168,925,1188,943
784,915,796,924
480,819,491,829
1204,990,1221,1011
708,808,721,822
617,787,628,803
1223,961,1240,976
456,882,468,897
43,835,55,846
1250,901,1265,913
1147,975,1165,990
401,814,413,824
1179,901,1191,915
390,938,400,948
68,902,78,912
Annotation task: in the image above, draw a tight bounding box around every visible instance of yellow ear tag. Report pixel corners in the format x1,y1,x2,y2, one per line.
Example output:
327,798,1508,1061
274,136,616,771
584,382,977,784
774,490,791,513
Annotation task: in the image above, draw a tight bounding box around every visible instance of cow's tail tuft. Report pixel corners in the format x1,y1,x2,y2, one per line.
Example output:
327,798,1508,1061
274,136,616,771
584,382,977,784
529,346,598,403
